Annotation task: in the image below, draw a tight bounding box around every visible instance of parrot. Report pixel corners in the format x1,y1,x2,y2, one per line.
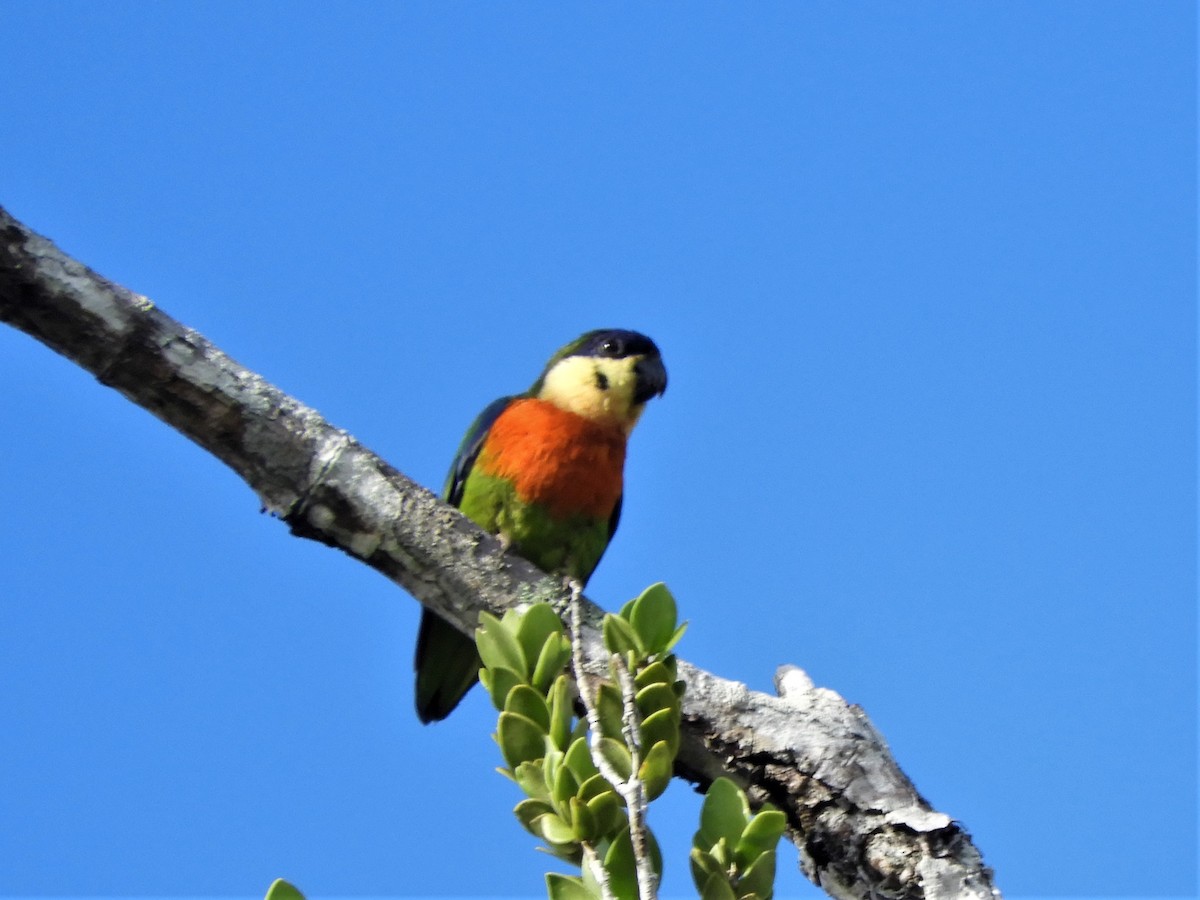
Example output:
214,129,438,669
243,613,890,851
414,328,668,723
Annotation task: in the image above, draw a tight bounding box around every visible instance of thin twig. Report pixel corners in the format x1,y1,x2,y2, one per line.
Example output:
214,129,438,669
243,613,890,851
613,653,656,900
580,842,615,900
569,584,629,799
569,584,658,900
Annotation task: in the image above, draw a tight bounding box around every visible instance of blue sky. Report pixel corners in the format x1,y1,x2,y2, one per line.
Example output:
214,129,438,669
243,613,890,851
0,3,1194,898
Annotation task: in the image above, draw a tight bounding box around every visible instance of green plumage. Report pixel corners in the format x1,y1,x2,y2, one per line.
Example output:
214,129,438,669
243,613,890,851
458,469,614,580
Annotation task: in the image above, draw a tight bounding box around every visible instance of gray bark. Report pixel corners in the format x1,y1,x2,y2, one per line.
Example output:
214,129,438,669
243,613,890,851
0,205,1000,900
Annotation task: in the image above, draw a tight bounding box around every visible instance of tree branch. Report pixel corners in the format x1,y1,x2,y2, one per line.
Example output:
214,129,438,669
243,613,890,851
0,206,1000,900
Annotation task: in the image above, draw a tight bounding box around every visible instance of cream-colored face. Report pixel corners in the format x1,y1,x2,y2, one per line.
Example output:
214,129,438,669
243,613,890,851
537,354,647,431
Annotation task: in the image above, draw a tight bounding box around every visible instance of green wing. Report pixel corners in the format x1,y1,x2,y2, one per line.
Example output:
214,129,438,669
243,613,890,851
414,396,514,723
443,395,514,505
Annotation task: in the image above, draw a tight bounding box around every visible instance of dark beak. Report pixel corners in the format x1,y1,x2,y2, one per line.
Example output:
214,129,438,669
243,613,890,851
633,354,668,404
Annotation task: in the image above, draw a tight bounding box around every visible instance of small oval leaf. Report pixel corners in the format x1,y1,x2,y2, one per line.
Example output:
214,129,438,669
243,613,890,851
634,682,678,719
546,873,594,900
617,596,637,620
533,812,577,846
602,613,641,656
602,828,637,900
514,797,555,834
665,621,689,653
698,778,748,851
476,614,529,680
551,760,580,807
547,674,575,750
498,711,548,769
596,682,626,742
585,789,625,838
543,746,564,789
532,632,572,694
699,872,738,900
711,836,732,869
512,759,550,802
637,739,675,800
576,772,615,803
505,683,551,732
639,707,681,757
634,660,674,690
480,665,524,710
629,582,677,655
735,808,788,866
515,603,563,669
597,736,633,782
690,846,722,888
738,848,778,900
564,735,600,783
569,795,597,842
264,880,305,900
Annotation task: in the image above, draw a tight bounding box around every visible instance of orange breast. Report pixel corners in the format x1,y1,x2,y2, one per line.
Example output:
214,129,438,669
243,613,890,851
477,398,626,520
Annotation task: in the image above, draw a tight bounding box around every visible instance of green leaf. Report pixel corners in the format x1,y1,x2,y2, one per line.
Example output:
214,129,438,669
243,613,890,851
531,632,572,694
629,582,677,656
539,839,585,866
564,735,600,783
602,828,638,900
698,777,749,851
533,812,577,846
551,759,580,808
625,650,641,677
711,836,732,869
617,596,637,620
576,772,614,803
547,674,575,751
602,613,641,656
264,879,305,900
514,797,556,835
512,759,550,802
569,795,597,842
585,788,625,838
505,683,551,732
596,682,626,742
634,682,678,719
639,707,680,758
665,621,689,653
689,847,723,891
543,746,564,791
738,849,778,900
699,872,738,900
637,739,675,800
634,660,674,691
515,603,563,670
498,711,548,769
479,665,524,710
476,611,528,677
735,808,787,867
597,737,633,782
602,824,663,900
546,873,596,900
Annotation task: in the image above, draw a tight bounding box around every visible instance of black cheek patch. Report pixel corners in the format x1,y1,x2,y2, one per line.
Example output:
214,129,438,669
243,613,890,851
594,369,609,391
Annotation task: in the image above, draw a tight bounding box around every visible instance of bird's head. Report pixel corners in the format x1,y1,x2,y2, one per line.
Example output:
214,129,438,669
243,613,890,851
532,329,667,433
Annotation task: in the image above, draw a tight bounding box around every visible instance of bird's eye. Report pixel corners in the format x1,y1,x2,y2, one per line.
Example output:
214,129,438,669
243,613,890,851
600,337,623,357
